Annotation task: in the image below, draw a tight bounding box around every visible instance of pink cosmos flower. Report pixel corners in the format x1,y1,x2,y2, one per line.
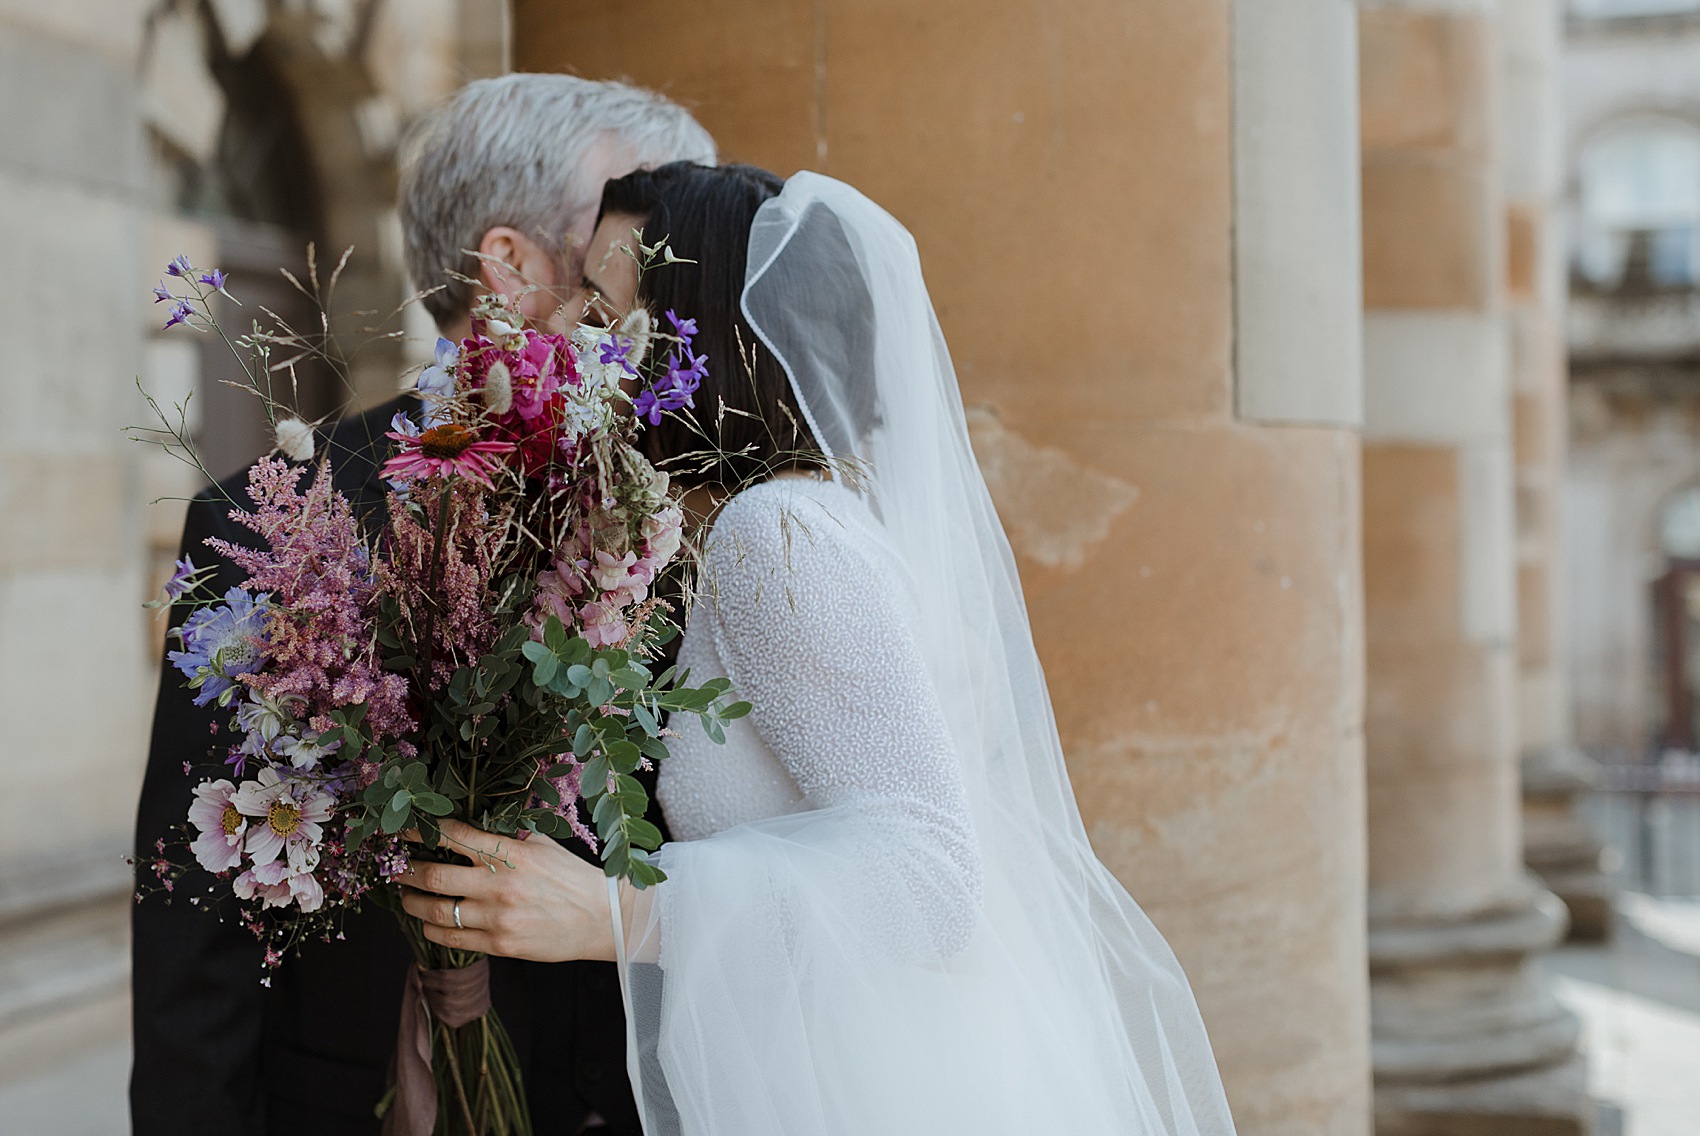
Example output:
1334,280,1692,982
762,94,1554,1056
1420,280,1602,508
381,423,516,489
233,765,333,869
187,779,246,873
234,857,326,912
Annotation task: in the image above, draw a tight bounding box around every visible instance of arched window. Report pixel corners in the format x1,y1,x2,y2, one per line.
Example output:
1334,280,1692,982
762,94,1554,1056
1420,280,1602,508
1576,120,1700,289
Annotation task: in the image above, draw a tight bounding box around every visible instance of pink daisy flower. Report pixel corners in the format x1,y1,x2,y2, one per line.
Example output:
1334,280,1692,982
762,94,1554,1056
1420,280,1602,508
234,858,326,913
381,423,516,488
233,765,333,869
187,779,246,873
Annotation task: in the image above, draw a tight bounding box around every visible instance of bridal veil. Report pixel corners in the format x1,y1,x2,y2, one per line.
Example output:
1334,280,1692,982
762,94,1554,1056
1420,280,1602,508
614,172,1237,1136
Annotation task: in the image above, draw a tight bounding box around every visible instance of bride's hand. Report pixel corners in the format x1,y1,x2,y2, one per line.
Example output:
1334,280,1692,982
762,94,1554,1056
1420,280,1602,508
397,819,622,963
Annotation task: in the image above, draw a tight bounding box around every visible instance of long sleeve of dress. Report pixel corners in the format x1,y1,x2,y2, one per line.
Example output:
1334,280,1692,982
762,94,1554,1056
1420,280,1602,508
623,482,990,1134
695,484,982,954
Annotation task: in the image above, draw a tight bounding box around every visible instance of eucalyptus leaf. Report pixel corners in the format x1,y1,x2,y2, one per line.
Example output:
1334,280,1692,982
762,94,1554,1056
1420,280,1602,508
626,818,663,850
414,792,453,816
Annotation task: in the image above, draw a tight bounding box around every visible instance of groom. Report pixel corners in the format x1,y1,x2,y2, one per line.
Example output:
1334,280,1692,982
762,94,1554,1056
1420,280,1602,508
131,74,715,1136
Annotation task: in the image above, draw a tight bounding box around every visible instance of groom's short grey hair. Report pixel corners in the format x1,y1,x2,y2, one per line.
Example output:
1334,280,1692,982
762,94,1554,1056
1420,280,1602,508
400,73,717,327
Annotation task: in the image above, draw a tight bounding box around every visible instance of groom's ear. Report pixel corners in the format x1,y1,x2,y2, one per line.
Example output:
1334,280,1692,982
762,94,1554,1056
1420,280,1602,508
476,226,565,322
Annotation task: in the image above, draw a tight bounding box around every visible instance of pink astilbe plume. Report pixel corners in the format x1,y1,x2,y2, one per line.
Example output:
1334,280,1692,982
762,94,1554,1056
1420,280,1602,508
208,458,413,737
378,480,501,690
535,754,596,850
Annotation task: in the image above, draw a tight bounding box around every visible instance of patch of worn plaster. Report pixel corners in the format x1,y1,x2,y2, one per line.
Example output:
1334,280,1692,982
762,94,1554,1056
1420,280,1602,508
966,405,1140,572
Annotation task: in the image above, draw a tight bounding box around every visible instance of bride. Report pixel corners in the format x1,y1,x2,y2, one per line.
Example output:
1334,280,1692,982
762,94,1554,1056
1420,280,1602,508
399,163,1238,1136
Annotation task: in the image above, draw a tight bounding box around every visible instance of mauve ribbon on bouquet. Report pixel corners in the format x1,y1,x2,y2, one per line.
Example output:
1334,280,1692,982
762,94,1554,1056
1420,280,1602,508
383,958,493,1136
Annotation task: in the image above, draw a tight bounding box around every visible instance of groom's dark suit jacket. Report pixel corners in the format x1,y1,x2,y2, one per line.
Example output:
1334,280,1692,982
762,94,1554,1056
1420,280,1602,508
131,398,649,1136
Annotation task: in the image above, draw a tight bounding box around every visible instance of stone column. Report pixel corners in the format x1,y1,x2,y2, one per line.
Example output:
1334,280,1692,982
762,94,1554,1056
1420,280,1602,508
516,2,1372,1131
1358,2,1590,1131
1500,0,1616,942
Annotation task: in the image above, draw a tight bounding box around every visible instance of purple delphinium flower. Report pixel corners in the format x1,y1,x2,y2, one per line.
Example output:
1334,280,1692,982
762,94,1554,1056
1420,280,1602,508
633,387,664,426
198,268,227,290
163,300,194,330
629,310,708,428
632,342,707,426
167,587,271,706
164,557,198,600
152,281,172,304
664,309,698,342
166,255,192,277
598,334,638,377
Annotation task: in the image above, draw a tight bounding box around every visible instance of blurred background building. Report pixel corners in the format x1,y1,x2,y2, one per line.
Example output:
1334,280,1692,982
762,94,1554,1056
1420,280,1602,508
1,0,1698,1134
0,0,504,1125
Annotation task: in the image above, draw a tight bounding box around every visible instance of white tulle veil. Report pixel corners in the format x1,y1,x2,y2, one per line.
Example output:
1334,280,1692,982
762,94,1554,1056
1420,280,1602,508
613,171,1236,1136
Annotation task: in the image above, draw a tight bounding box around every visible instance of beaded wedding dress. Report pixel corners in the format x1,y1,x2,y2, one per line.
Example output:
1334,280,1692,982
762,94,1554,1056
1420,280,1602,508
613,173,1237,1136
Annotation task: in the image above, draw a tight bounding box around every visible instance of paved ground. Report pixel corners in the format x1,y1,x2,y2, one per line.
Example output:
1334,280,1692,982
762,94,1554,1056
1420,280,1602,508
1543,898,1700,1136
1,898,1697,1135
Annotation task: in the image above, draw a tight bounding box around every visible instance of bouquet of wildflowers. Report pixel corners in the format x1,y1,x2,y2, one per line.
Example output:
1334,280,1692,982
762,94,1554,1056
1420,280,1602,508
138,249,745,1136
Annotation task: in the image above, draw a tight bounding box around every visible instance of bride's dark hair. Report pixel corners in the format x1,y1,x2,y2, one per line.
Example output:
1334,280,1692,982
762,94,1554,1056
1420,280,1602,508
597,161,821,488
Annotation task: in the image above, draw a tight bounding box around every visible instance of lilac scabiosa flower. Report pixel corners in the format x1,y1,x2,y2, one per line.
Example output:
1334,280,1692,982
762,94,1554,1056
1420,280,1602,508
187,779,246,873
198,268,228,290
165,255,192,277
152,281,172,304
167,587,271,706
163,300,194,330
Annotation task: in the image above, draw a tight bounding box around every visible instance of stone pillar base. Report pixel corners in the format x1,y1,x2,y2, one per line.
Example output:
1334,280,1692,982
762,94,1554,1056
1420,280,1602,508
1372,888,1592,1135
1522,745,1617,942
1375,1055,1594,1136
